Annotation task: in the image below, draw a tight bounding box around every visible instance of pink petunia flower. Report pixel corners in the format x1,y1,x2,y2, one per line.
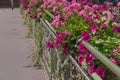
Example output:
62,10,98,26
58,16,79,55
51,20,59,27
85,15,93,22
92,4,98,11
60,22,66,27
82,0,87,4
81,31,91,41
28,2,33,10
62,44,69,55
78,10,86,17
53,6,58,12
96,67,106,78
112,26,120,34
78,54,85,65
106,2,113,7
109,7,114,13
84,5,91,11
63,30,71,35
78,43,88,53
33,0,38,4
55,39,61,47
90,24,98,34
113,49,118,55
117,2,120,7
109,13,114,21
100,23,107,30
88,64,95,74
98,5,107,12
86,54,95,63
46,42,54,48
37,12,42,19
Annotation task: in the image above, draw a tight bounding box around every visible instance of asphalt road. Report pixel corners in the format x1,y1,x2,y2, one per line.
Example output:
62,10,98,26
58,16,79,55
0,8,45,80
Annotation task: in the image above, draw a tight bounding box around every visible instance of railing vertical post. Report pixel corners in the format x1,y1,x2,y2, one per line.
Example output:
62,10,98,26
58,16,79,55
10,0,14,10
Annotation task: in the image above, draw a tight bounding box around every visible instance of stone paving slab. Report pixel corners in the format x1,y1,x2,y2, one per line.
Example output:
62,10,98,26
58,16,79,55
0,8,45,80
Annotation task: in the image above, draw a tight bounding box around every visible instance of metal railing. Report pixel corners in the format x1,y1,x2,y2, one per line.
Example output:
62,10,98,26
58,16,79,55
42,9,120,79
23,9,120,80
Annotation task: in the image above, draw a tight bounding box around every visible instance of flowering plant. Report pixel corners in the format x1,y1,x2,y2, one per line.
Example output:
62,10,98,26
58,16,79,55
20,0,120,79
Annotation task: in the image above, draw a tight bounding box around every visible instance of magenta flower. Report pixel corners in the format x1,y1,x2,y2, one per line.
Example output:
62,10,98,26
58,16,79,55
90,24,98,34
28,2,33,10
51,20,59,27
86,51,91,55
106,2,113,7
110,58,120,65
51,14,61,27
64,16,69,21
112,26,120,34
92,5,98,11
81,31,91,41
37,12,42,19
84,5,91,11
78,54,85,65
110,13,114,21
60,22,66,27
46,42,54,48
96,67,106,78
63,2,80,14
33,0,38,4
78,43,88,53
55,39,61,47
94,12,100,19
86,54,95,63
98,5,107,12
53,6,58,12
63,30,71,35
113,49,118,55
20,0,29,10
54,33,67,47
85,16,93,22
62,44,69,55
100,23,107,30
115,60,120,65
58,34,66,40
88,64,95,74
78,10,86,17
55,15,61,21
109,7,114,13
117,2,120,7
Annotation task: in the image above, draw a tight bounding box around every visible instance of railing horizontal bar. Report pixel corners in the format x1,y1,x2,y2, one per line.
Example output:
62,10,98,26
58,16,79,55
43,9,55,19
40,19,56,39
44,20,57,36
68,54,92,80
91,73,102,80
82,41,120,78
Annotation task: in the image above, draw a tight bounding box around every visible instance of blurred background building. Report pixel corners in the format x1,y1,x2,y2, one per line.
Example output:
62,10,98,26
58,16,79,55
92,0,119,5
0,0,19,8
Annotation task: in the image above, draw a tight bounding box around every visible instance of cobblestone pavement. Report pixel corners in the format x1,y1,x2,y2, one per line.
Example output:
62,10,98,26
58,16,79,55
0,8,45,80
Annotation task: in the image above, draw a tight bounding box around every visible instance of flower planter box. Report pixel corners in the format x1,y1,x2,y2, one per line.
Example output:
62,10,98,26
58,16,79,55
22,14,120,80
20,0,120,79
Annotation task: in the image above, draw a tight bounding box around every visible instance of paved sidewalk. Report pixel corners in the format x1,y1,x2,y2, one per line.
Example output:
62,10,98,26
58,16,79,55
0,8,45,80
